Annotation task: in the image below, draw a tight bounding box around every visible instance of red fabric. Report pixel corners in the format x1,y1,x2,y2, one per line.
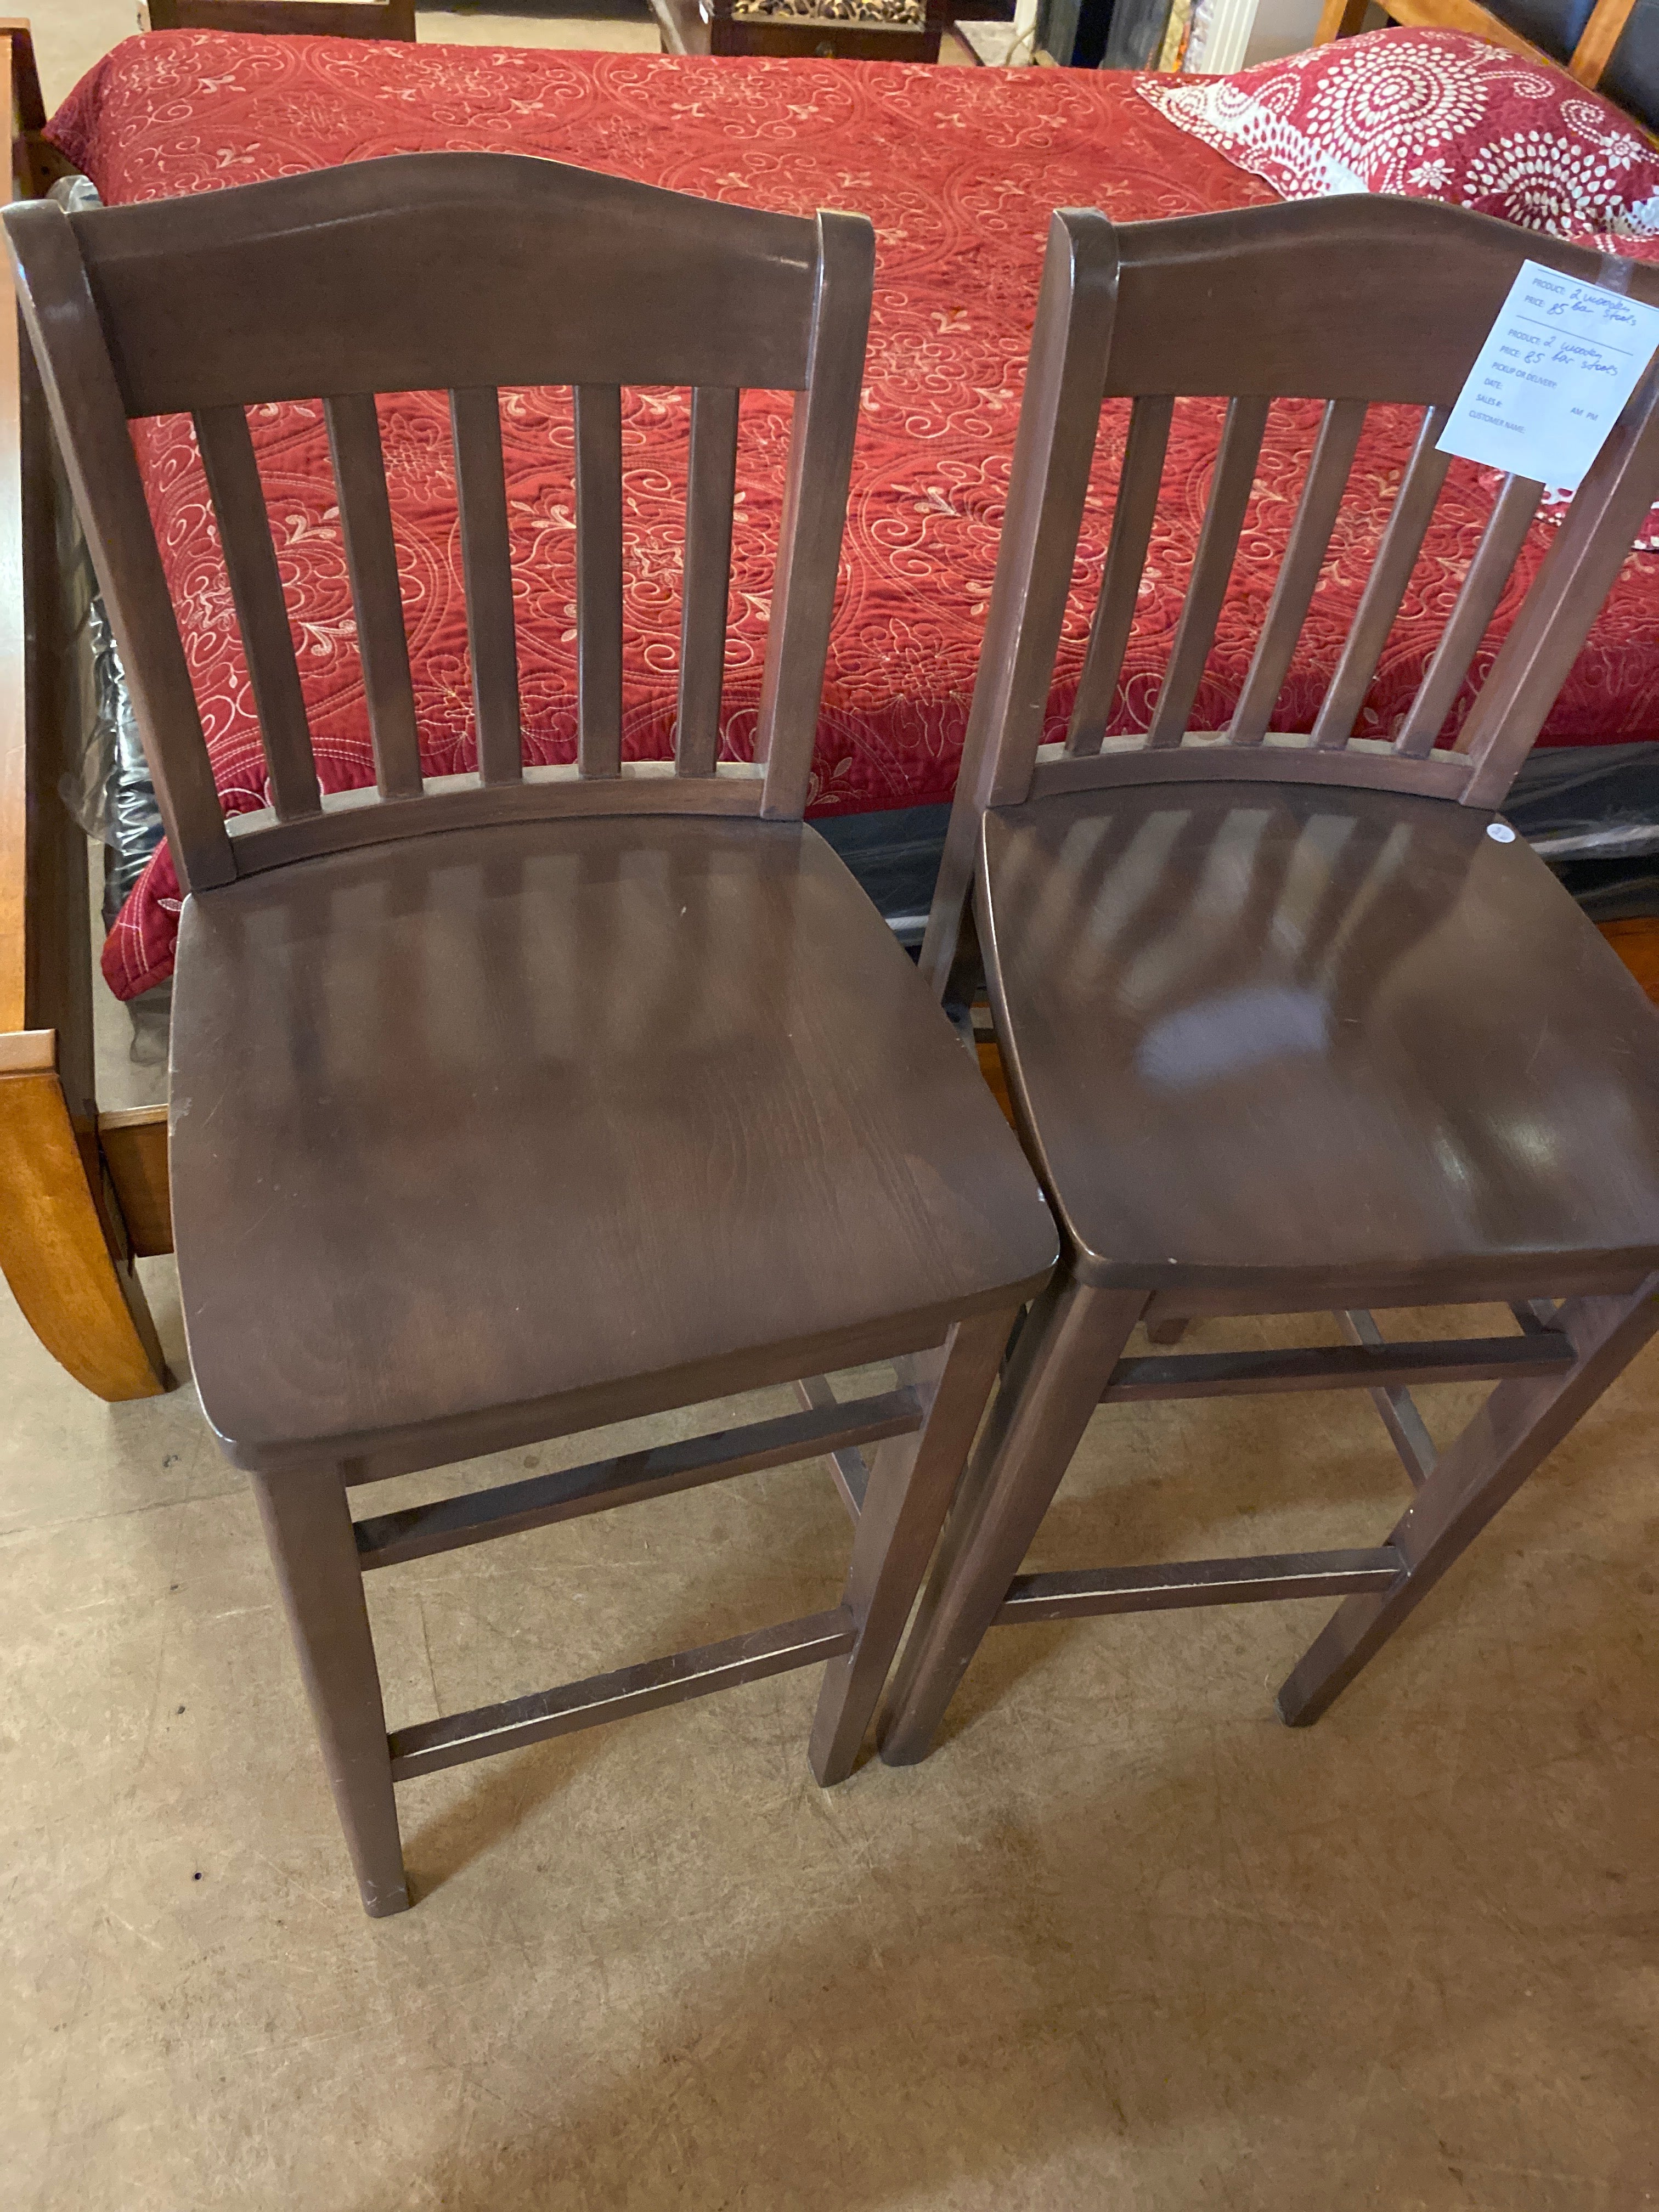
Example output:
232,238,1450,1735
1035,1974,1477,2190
1141,27,1659,235
47,32,1659,1000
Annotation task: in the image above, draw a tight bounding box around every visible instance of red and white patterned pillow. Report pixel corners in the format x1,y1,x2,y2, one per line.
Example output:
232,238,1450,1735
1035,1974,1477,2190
1139,27,1659,240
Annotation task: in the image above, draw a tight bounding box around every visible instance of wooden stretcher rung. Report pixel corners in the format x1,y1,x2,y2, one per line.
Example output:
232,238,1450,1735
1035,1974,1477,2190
355,1385,919,1568
993,1548,1406,1626
1100,1333,1576,1403
1340,1308,1437,1489
793,1374,871,1519
387,1607,856,1780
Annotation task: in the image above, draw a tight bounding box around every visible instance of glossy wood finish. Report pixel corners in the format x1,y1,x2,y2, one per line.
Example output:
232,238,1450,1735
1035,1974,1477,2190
7,156,872,891
980,783,1659,1302
143,0,417,35
14,153,1054,1910
1601,915,1659,1001
0,1067,170,1398
917,200,1659,998
170,815,1052,1477
887,200,1659,1771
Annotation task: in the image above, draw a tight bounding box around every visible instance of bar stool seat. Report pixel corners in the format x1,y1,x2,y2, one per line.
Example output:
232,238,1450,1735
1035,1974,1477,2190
980,780,1659,1304
172,812,1053,1480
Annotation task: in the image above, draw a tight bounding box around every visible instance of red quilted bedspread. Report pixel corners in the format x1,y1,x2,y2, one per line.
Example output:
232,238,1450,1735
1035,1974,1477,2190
48,32,1659,999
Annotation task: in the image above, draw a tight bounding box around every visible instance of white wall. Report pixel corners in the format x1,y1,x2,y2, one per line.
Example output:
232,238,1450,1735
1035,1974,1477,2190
1242,0,1329,63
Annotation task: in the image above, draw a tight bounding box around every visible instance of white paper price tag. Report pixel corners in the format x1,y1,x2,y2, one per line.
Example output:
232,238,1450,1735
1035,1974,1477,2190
1436,259,1659,492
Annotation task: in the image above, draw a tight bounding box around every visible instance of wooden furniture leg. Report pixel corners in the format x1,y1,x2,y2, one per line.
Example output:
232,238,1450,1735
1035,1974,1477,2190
0,1061,168,1397
876,1275,1146,1768
809,1306,1017,1784
250,1464,410,1917
1277,1275,1659,1726
1312,0,1370,41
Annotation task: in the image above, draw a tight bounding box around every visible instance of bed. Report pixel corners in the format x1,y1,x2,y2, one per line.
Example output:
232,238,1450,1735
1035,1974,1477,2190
5,8,1659,1402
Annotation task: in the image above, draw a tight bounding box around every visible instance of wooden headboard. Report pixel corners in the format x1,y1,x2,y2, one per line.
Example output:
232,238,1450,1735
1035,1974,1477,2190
1314,0,1659,128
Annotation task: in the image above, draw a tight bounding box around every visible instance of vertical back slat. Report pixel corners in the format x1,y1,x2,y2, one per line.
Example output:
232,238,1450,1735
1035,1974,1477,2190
574,383,623,780
1227,398,1367,746
449,385,522,786
6,201,235,892
1311,404,1451,751
1064,394,1173,757
1393,472,1543,757
193,404,321,821
1144,394,1271,749
324,392,422,800
1462,357,1659,805
915,208,1119,996
757,212,876,821
676,385,740,777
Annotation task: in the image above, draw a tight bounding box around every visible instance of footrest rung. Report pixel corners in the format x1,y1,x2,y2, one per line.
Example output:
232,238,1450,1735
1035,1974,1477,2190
387,1607,856,1781
356,1387,918,1568
994,1548,1407,1626
1101,1335,1574,1402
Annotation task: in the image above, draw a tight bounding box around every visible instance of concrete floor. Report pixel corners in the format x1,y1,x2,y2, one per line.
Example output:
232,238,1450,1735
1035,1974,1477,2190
7,1260,1659,2208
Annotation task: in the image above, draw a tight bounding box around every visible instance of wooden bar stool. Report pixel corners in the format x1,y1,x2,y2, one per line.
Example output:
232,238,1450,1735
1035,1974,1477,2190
7,155,1056,1912
876,198,1659,1765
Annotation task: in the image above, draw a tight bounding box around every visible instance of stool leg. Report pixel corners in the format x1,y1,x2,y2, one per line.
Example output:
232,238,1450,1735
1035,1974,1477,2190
1278,1275,1659,1728
876,1273,1147,1767
809,1304,1017,1787
249,1465,411,1917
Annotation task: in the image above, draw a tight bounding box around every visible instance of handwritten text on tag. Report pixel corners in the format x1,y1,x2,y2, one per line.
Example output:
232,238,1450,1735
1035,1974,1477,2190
1436,261,1659,493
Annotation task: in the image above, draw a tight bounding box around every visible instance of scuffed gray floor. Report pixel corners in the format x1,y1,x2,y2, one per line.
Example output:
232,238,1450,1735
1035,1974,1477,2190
6,1266,1656,2208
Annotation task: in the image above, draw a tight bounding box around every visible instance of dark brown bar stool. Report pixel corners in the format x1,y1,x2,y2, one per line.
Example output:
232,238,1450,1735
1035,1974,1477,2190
6,155,1056,1913
876,198,1659,1765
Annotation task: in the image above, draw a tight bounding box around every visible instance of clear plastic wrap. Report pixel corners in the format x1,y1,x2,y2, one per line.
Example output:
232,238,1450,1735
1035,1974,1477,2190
49,174,167,936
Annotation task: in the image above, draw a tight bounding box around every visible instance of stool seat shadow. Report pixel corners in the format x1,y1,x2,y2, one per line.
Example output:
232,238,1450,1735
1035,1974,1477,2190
5,153,1056,1913
877,198,1659,1766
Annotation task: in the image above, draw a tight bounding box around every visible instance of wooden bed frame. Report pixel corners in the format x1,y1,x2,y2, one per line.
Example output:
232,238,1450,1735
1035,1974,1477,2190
3,3,1658,1405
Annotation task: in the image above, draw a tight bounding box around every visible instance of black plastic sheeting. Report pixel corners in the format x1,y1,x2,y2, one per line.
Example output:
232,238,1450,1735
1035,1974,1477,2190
816,741,1659,938
1500,739,1659,921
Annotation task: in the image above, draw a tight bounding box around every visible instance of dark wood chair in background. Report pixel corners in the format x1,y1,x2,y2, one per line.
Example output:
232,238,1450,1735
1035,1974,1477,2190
651,0,952,64
6,154,1056,1913
877,198,1659,1764
141,1,417,36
